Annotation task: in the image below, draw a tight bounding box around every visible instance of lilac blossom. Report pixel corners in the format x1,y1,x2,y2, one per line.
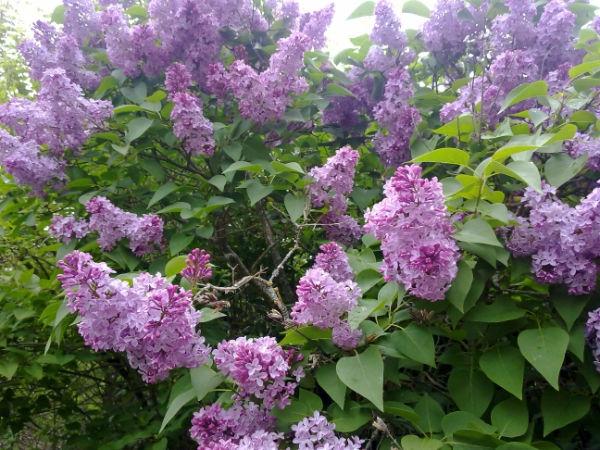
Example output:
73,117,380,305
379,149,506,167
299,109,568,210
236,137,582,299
371,0,406,50
19,21,99,89
565,133,600,172
299,4,334,49
58,251,210,383
506,184,600,295
364,165,459,301
213,336,304,409
181,248,212,284
85,196,164,255
490,0,537,55
320,212,362,246
292,411,363,450
49,215,90,243
170,91,215,156
190,402,276,449
586,308,600,372
63,0,102,46
292,243,362,349
372,67,420,166
308,146,360,215
165,62,192,96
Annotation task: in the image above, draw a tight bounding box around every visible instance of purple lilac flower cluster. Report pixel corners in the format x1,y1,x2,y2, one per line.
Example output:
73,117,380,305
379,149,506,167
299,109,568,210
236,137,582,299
506,183,600,295
206,5,333,124
190,402,278,449
181,248,212,284
165,63,215,156
308,146,362,244
213,336,304,409
586,308,600,373
364,165,460,301
0,69,111,195
292,412,363,450
292,242,362,350
373,67,421,166
565,133,600,172
49,196,164,256
57,251,210,383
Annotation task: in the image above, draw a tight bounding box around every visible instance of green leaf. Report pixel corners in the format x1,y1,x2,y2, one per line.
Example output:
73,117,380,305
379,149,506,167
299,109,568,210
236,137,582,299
165,255,187,277
491,398,529,438
169,233,194,256
223,142,242,160
505,161,542,192
442,411,496,437
545,153,587,187
336,347,384,411
273,389,323,428
448,367,494,417
384,402,420,425
401,435,443,450
517,327,569,390
284,193,306,223
434,115,475,140
447,261,473,312
415,394,444,433
569,59,600,78
455,218,502,248
159,387,195,433
499,81,548,113
347,1,374,19
316,364,346,409
328,401,370,433
208,175,227,192
0,360,18,380
348,299,384,329
552,291,589,331
149,181,178,207
388,324,436,367
125,117,153,142
466,296,526,323
355,269,383,293
279,326,331,346
246,180,273,206
272,161,305,174
190,365,224,401
51,5,65,23
222,161,261,174
412,147,470,166
402,0,431,17
198,307,225,323
479,346,525,399
326,83,356,97
541,390,590,436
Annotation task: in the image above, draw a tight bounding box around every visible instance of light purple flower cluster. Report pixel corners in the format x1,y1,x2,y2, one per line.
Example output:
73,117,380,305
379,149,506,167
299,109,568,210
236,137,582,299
0,69,111,195
308,146,362,244
565,133,600,172
49,215,90,243
213,336,304,409
19,20,99,89
364,165,459,301
57,251,210,383
50,197,164,256
292,242,362,350
586,308,600,373
373,67,421,166
441,50,538,124
371,0,406,51
206,5,333,124
506,183,600,295
85,196,164,255
292,412,363,450
181,248,212,284
190,402,278,449
165,62,215,156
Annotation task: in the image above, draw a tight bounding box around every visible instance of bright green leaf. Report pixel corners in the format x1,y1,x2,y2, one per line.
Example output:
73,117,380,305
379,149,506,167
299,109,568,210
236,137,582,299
500,81,548,113
316,363,346,409
347,1,374,19
479,346,524,399
412,147,470,166
518,327,569,390
491,398,529,438
336,347,384,411
149,181,178,207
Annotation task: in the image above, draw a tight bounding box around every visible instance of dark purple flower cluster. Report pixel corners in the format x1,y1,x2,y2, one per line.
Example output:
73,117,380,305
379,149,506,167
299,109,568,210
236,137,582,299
292,242,362,350
50,196,164,256
364,165,459,301
181,248,212,284
506,183,600,294
0,68,111,195
213,336,304,409
58,251,210,383
586,308,600,373
308,146,362,244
